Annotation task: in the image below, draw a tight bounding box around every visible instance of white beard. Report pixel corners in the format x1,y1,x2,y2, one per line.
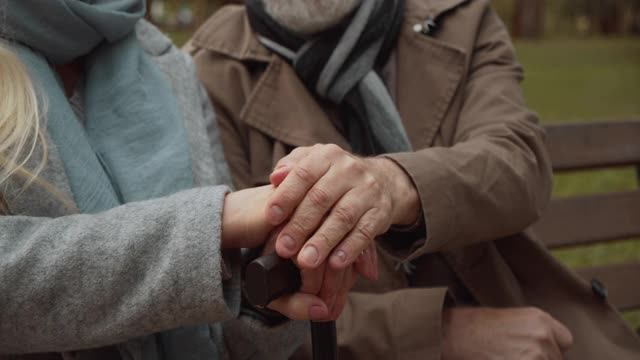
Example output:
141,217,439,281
262,0,362,35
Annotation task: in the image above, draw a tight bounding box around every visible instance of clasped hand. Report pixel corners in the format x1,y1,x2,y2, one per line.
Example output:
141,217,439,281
264,144,421,321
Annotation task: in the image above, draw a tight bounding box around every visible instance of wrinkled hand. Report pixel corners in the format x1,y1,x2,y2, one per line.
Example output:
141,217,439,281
222,184,359,321
442,307,574,360
267,144,420,272
262,229,358,321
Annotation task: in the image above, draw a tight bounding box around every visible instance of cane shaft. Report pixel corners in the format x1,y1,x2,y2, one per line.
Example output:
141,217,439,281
311,321,338,360
245,253,338,360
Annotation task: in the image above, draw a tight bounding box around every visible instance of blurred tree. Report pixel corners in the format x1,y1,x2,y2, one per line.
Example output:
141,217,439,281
562,0,634,35
513,0,545,38
492,0,515,32
595,0,624,35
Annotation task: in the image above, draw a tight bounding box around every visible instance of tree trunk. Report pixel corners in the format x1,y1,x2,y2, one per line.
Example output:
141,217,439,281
598,0,624,35
513,0,545,39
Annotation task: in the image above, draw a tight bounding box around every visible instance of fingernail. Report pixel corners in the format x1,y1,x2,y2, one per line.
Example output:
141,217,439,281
300,245,319,265
269,205,285,223
331,250,347,266
309,304,329,320
281,235,296,252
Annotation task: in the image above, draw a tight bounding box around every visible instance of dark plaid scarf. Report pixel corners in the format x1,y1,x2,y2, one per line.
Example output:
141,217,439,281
246,0,410,155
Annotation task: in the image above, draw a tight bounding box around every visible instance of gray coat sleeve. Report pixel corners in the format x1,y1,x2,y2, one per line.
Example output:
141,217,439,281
0,186,234,354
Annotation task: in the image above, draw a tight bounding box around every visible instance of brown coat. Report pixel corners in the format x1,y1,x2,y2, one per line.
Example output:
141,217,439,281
188,0,640,358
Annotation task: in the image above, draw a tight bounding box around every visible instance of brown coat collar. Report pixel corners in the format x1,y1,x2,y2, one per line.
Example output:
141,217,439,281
191,0,468,149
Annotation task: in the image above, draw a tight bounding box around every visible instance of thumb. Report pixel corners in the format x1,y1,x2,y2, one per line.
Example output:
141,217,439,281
267,293,329,321
269,166,291,187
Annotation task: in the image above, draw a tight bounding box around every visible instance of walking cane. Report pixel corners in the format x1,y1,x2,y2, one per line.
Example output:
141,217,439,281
245,252,338,360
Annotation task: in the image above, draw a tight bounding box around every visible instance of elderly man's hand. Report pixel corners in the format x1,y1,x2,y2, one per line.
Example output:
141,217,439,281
266,144,420,273
442,307,574,360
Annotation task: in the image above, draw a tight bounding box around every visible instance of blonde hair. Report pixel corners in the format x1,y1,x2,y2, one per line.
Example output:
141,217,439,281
0,42,48,213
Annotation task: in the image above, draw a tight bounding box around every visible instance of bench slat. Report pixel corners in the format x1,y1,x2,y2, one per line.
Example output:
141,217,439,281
544,120,640,171
576,262,640,311
531,191,640,248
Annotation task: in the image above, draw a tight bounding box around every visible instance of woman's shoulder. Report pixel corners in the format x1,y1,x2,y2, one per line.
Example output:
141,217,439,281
135,20,175,57
134,20,200,112
134,19,196,81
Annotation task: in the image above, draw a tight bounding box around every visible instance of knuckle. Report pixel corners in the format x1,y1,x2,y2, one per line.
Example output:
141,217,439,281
566,332,574,346
532,327,553,344
274,191,296,208
288,217,314,237
345,157,365,174
333,205,357,228
312,231,337,253
349,228,374,252
532,308,552,323
293,165,315,183
374,208,392,232
292,146,306,155
526,307,546,317
308,187,332,208
356,221,377,241
363,174,378,187
323,143,342,156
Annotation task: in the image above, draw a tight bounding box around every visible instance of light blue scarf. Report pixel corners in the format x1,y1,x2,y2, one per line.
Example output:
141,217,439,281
6,0,193,214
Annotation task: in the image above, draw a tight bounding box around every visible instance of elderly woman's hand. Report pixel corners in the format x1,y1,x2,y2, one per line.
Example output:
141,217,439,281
221,185,276,249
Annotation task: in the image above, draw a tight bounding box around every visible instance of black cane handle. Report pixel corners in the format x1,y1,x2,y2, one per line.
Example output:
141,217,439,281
244,252,301,308
245,252,338,360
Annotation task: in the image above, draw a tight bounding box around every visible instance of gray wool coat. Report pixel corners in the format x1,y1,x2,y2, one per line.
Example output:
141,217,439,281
0,21,304,359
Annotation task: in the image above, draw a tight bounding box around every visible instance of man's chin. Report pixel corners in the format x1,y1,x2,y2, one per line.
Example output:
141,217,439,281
261,0,361,35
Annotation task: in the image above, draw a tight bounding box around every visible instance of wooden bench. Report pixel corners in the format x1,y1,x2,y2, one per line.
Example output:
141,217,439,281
530,119,640,315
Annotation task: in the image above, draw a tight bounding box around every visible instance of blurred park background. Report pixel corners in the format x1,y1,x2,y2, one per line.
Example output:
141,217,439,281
148,0,640,325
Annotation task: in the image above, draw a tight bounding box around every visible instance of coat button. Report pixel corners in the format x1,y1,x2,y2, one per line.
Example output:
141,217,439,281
591,279,608,300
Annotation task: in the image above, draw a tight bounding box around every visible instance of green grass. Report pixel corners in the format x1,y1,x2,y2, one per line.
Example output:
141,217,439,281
516,37,640,328
516,37,640,123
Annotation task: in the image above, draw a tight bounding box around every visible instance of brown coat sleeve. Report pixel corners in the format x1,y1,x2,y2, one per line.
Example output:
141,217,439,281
385,9,552,261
